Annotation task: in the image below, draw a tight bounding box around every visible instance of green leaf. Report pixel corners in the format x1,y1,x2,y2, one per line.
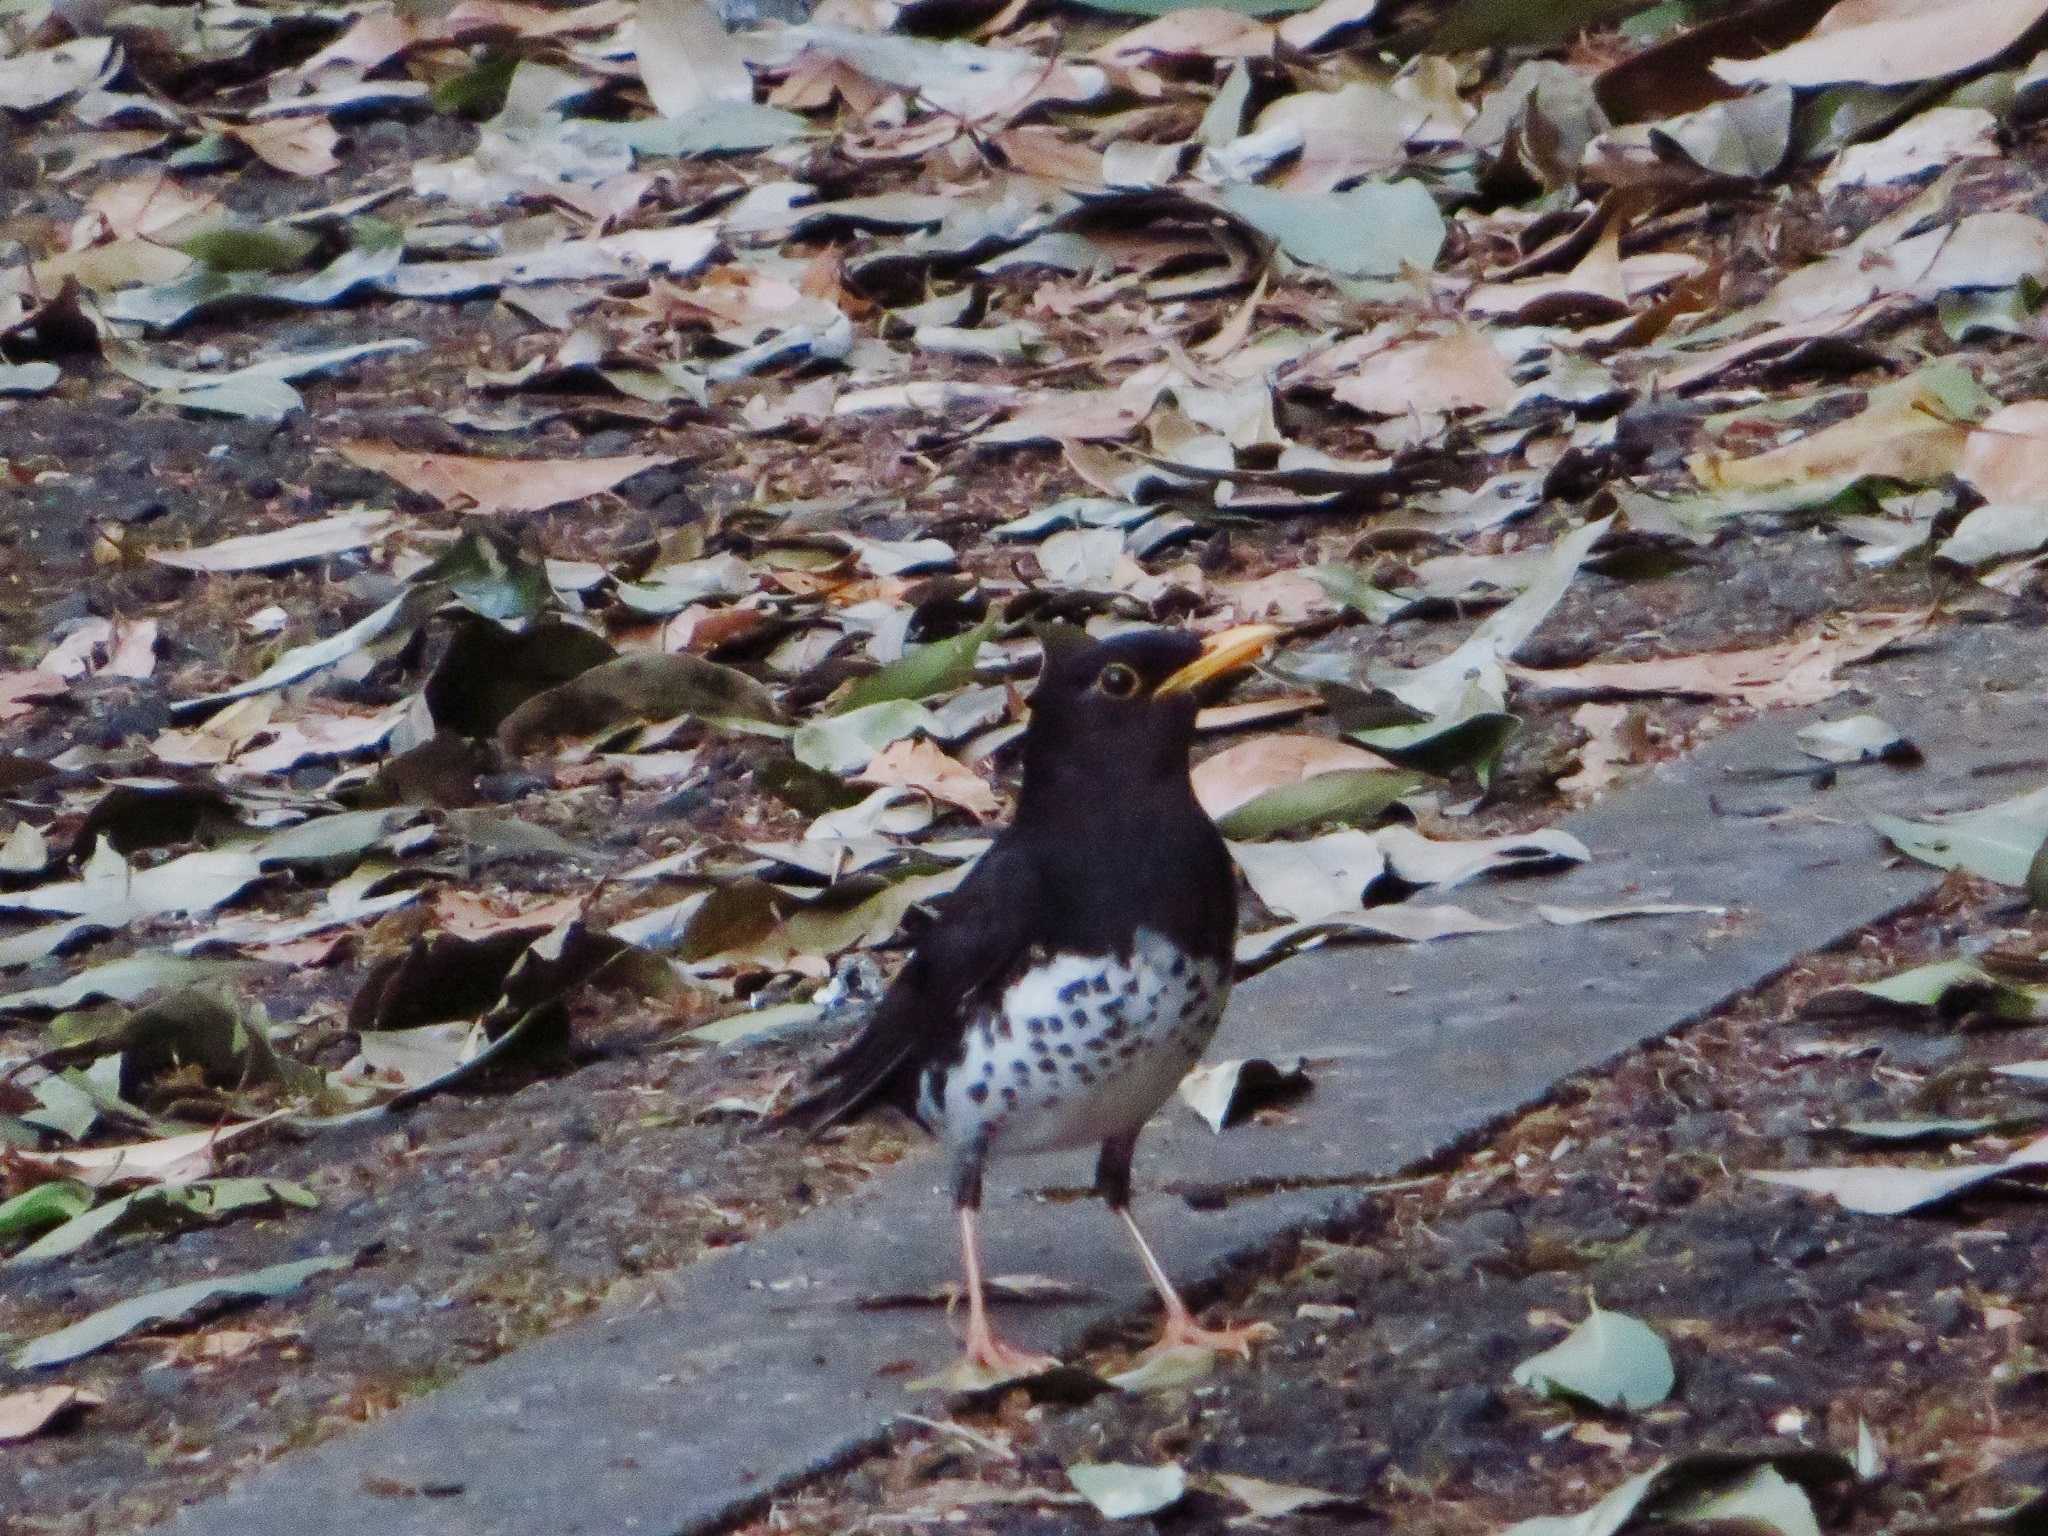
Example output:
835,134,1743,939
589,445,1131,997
416,527,549,622
1663,1464,1818,1536
1511,1300,1674,1411
10,1178,318,1265
12,1255,348,1369
1215,770,1424,839
1218,181,1446,279
431,48,518,117
1354,708,1521,783
1804,958,2045,1023
1307,564,1415,625
792,699,938,774
0,1181,94,1242
685,1000,822,1045
177,221,321,273
1939,278,2043,341
1872,784,2048,885
1505,1452,1855,1536
498,652,785,753
839,620,995,713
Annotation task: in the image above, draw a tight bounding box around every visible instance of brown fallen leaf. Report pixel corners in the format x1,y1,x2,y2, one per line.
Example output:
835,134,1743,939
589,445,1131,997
246,933,351,968
1512,611,1927,709
40,618,157,680
1556,702,1647,804
1958,400,2048,502
208,116,341,177
1191,734,1396,821
1324,328,1515,417
334,441,668,514
1092,8,1274,64
16,1115,284,1189
78,172,221,243
430,889,589,940
0,671,70,722
0,1386,104,1444
1653,297,1909,393
856,737,1001,818
1691,372,1973,491
1714,0,2048,91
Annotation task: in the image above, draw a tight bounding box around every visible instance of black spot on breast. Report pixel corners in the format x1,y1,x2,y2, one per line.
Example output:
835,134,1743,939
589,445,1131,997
1058,979,1087,1005
1011,1060,1030,1078
1001,1086,1018,1105
1075,1066,1097,1084
968,1082,989,1104
1167,952,1188,978
1056,1043,1075,1058
1038,1059,1057,1074
1104,1021,1128,1041
995,1018,1013,1039
1116,1042,1140,1059
1121,976,1140,997
1067,1010,1087,1029
1090,975,1111,995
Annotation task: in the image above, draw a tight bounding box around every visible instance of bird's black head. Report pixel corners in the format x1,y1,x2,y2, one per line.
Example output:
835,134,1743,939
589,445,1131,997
1020,625,1274,807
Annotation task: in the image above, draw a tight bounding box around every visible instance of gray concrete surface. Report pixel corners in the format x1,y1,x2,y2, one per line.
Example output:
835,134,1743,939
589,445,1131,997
166,620,2048,1536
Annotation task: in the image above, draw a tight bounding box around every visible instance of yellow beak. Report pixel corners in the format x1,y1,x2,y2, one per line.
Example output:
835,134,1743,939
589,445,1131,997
1156,624,1281,696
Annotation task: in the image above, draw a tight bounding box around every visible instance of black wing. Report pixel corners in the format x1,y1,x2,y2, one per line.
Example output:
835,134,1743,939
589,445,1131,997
759,839,1041,1138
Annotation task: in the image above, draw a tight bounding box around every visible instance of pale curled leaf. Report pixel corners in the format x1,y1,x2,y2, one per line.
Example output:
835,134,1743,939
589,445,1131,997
1511,1301,1674,1411
1066,1462,1188,1519
1177,1056,1311,1132
0,1387,104,1443
13,1255,348,1369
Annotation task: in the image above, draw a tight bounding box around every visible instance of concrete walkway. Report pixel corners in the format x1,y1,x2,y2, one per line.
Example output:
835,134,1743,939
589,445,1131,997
169,622,2046,1536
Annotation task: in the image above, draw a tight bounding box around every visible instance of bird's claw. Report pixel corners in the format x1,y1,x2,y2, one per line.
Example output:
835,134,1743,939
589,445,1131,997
1140,1316,1276,1362
917,1337,1063,1392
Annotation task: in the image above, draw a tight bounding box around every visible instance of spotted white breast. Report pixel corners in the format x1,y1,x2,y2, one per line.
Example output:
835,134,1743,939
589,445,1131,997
921,927,1229,1157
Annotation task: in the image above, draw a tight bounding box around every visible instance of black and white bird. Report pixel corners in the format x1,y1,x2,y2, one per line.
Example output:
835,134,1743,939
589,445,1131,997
763,623,1277,1381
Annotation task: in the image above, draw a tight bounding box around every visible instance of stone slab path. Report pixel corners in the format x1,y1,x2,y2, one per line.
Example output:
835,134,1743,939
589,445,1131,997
169,621,2048,1536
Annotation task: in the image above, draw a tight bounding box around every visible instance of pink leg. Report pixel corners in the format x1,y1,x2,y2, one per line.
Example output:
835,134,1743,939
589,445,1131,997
1118,1207,1275,1359
954,1206,1061,1382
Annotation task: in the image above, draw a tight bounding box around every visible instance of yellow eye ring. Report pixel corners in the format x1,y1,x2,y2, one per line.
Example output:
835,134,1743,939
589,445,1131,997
1098,662,1140,698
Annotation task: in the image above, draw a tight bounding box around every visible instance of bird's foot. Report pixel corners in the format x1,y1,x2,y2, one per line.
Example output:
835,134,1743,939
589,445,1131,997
920,1334,1063,1393
1139,1314,1276,1362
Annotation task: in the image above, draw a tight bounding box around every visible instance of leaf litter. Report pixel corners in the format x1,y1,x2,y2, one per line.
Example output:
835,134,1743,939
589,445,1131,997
10,0,2048,1521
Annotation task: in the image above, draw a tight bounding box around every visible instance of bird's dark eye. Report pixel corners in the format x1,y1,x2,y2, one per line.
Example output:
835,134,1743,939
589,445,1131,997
1098,662,1141,699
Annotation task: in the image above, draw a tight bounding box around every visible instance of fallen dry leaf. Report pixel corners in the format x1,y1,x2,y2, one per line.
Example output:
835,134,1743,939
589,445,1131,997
333,442,668,514
1958,400,2048,502
1512,612,1928,709
1556,702,1646,803
855,737,1001,818
1714,0,2048,90
0,1386,104,1443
